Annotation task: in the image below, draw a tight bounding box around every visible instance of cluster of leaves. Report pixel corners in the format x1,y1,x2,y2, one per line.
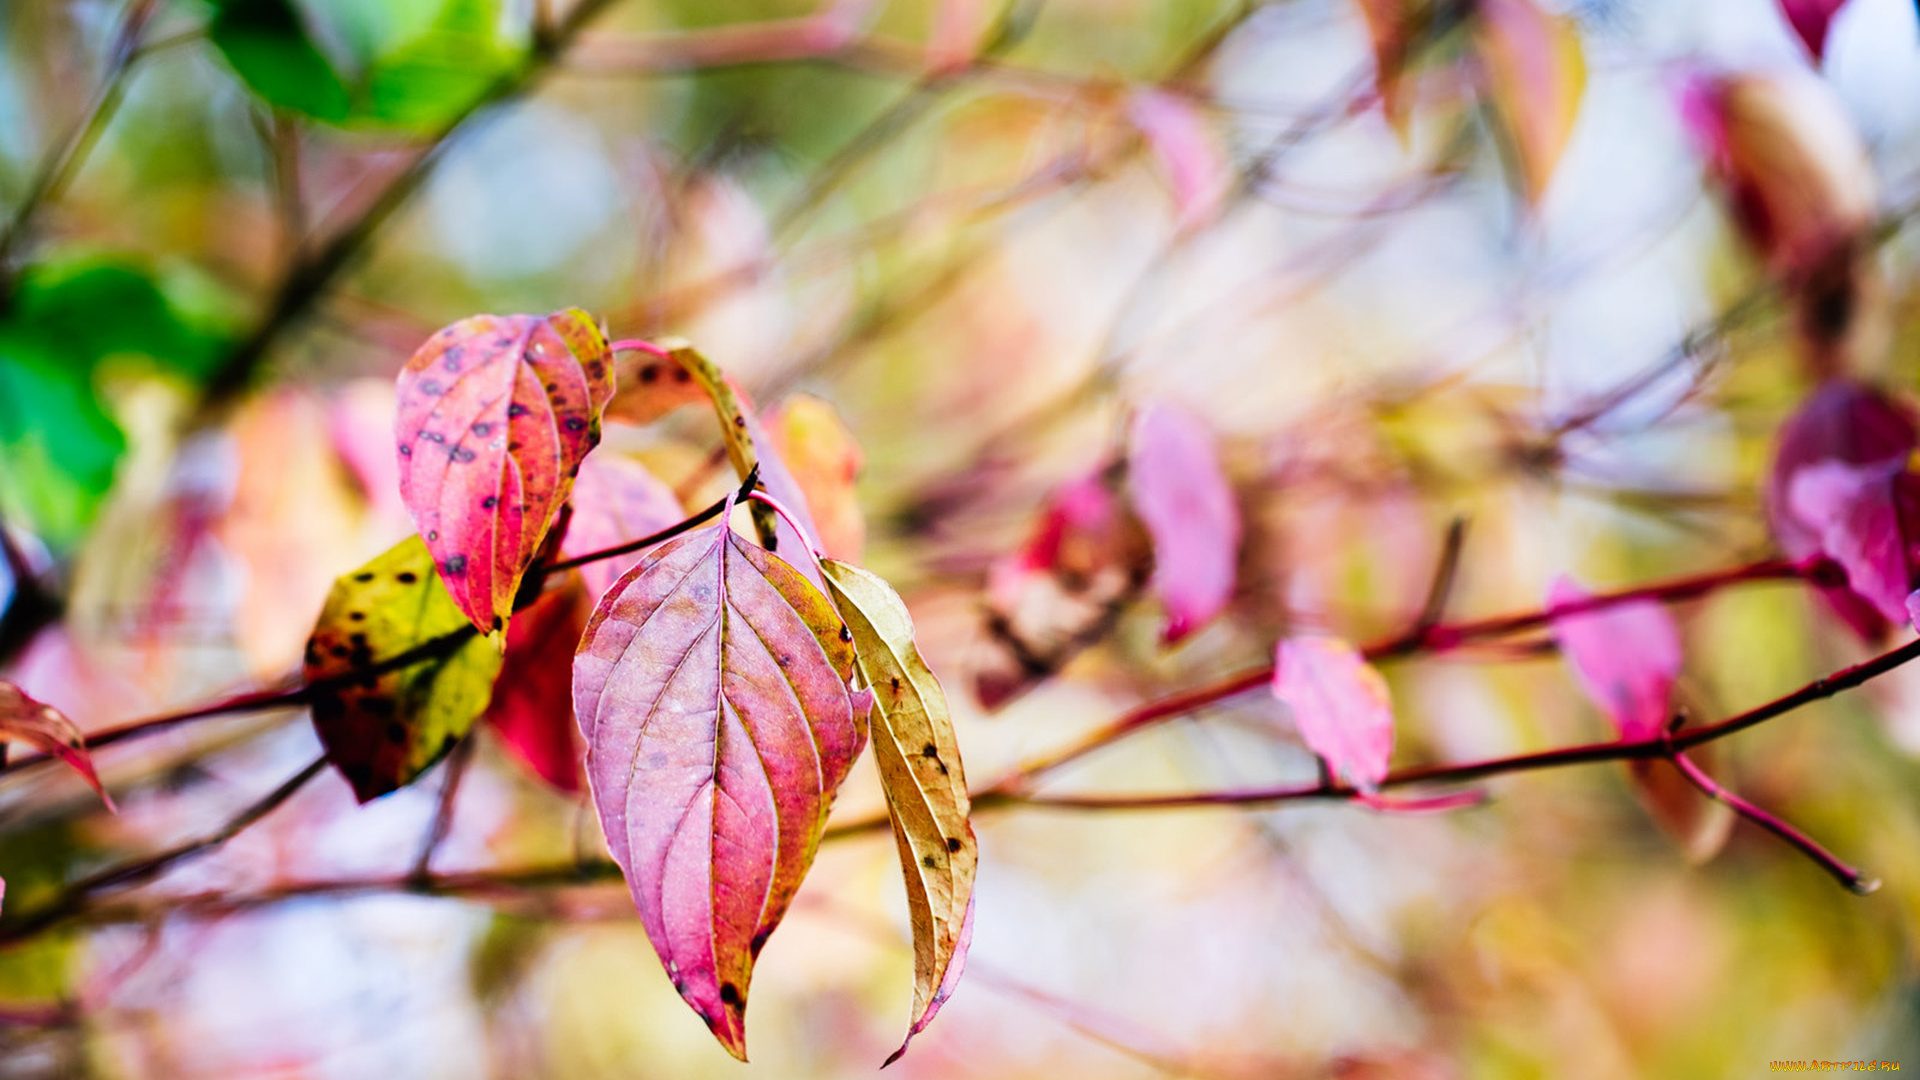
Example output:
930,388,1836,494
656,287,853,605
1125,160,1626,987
292,310,971,1064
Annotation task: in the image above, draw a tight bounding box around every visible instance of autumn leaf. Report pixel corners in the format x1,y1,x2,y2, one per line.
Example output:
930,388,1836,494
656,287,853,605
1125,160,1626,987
572,520,867,1060
1778,0,1851,62
767,393,866,563
1127,404,1240,644
1789,461,1920,624
1354,0,1421,137
606,346,709,425
1272,637,1394,790
1474,0,1586,206
0,681,112,810
821,559,976,1065
647,339,825,585
1127,90,1230,230
561,453,686,602
973,472,1150,709
1547,575,1683,742
394,310,615,637
304,535,505,803
484,575,591,793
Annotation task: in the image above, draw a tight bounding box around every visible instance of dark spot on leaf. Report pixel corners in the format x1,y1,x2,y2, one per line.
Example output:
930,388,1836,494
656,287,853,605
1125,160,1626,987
491,615,503,632
423,431,446,443
304,642,321,666
922,744,939,759
750,928,770,957
719,982,742,1007
444,355,462,372
441,734,458,756
640,365,659,384
420,380,443,395
472,422,492,436
386,722,406,743
354,572,375,583
349,633,368,647
507,404,530,418
564,417,587,432
426,531,438,542
348,611,365,622
361,696,395,718
398,445,412,457
452,447,477,463
922,854,938,869
733,415,746,428
482,496,497,509
673,368,691,383
329,644,349,658
890,676,901,691
839,625,852,642
946,837,963,853
397,571,419,585
444,555,468,576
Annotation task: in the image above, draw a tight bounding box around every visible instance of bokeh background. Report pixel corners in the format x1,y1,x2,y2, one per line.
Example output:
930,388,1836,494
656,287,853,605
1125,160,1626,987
5,0,1920,1076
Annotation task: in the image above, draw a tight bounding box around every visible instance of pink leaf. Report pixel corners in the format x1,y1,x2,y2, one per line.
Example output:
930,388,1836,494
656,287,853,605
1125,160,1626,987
485,578,591,793
1272,637,1394,790
1778,0,1851,61
883,891,975,1067
395,310,615,636
573,521,866,1060
1474,0,1586,205
0,680,113,811
1127,91,1231,231
561,454,686,602
1547,576,1682,743
1128,404,1241,644
1354,0,1420,136
1789,461,1920,623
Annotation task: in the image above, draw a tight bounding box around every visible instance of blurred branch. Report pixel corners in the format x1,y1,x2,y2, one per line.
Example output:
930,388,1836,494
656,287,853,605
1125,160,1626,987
0,0,162,291
192,0,635,417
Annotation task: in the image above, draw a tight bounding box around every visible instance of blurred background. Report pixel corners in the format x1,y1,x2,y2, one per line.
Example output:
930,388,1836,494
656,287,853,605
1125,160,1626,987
5,0,1920,1076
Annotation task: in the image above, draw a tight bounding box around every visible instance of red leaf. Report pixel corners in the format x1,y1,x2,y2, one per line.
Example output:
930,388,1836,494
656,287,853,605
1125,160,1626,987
572,521,866,1060
561,453,686,602
485,578,591,793
1547,576,1682,743
1778,0,1851,61
0,680,113,811
1272,637,1394,790
395,310,615,636
1128,404,1240,644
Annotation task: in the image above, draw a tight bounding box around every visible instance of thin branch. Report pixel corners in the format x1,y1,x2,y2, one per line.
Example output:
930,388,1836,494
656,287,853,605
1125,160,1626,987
0,0,161,280
1668,749,1877,895
409,735,476,881
0,756,327,943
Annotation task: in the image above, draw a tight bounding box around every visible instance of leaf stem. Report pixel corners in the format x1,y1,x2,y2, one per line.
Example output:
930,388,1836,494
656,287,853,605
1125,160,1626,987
1667,750,1877,895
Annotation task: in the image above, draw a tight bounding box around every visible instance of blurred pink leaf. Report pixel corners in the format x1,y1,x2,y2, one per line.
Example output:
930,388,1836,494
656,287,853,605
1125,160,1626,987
572,521,866,1060
327,378,409,528
0,680,113,810
1272,637,1394,790
1128,404,1240,644
485,577,591,794
1680,69,1877,375
1127,91,1231,230
1353,0,1419,136
395,310,615,636
1789,460,1920,623
561,453,685,602
1548,576,1682,743
1778,0,1851,61
1768,379,1918,638
974,472,1149,709
1474,0,1586,205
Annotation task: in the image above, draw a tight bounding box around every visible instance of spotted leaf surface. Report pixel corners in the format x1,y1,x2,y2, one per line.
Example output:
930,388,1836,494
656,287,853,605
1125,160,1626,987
561,453,686,602
304,535,505,803
395,310,614,636
573,522,867,1060
485,575,591,793
1272,637,1394,790
821,559,976,1064
0,681,112,810
1128,404,1240,644
1548,575,1683,743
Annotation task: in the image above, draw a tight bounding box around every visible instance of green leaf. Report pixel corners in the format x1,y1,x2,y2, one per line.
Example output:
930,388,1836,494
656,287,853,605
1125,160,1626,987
820,559,976,1064
10,257,232,381
207,0,354,122
303,535,504,802
0,333,127,547
361,0,517,131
